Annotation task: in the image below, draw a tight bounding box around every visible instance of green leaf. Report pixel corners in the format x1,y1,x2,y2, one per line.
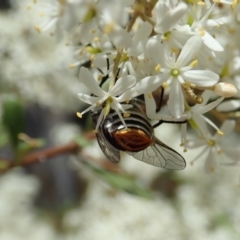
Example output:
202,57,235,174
2,97,25,149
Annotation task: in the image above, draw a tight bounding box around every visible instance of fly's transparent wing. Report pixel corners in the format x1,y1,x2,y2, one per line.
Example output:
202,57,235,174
126,137,186,170
96,132,121,164
92,110,120,164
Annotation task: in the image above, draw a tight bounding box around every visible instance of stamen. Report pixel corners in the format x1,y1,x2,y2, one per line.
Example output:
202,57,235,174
162,82,168,90
198,1,206,6
98,75,103,81
147,93,152,99
190,60,198,67
217,130,224,136
200,30,206,37
195,96,203,104
103,22,115,34
171,48,179,54
123,113,130,118
155,64,161,72
207,140,215,146
69,63,76,69
93,37,99,42
34,25,41,33
76,112,82,118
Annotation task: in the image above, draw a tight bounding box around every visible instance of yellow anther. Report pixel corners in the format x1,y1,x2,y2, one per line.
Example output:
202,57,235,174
208,140,215,146
34,25,41,33
123,113,130,118
90,54,95,61
217,130,224,136
232,0,238,8
103,22,115,34
39,12,45,17
93,37,99,42
155,64,161,72
69,63,76,69
195,96,203,104
98,75,103,81
197,1,205,6
76,112,82,118
200,30,206,37
147,93,152,99
27,5,32,10
95,101,101,106
171,48,179,54
190,60,198,67
162,82,168,90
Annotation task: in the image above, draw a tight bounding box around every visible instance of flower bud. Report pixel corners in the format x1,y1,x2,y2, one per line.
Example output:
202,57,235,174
214,82,237,97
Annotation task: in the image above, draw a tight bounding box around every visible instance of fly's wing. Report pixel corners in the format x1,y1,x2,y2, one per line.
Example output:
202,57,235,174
126,137,186,170
95,132,121,164
92,110,120,163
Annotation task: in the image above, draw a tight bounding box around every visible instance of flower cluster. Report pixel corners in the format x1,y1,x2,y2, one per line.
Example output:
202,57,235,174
34,0,240,172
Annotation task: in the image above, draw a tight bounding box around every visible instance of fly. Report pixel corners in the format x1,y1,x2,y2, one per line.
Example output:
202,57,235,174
92,99,186,170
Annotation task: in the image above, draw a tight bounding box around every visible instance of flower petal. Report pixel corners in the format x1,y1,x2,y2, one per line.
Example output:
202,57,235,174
110,75,136,96
79,67,106,97
77,93,103,105
147,38,165,64
176,36,202,66
117,75,164,102
197,97,224,115
216,100,240,112
204,148,217,173
182,70,219,86
219,120,235,136
133,21,152,42
154,2,188,33
144,93,157,119
168,80,184,118
221,147,240,162
201,31,223,52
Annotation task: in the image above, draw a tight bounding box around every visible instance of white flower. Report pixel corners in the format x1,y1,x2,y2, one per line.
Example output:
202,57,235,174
181,91,224,150
153,1,191,48
187,120,239,173
77,67,160,130
147,36,219,118
34,0,79,42
189,3,226,52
